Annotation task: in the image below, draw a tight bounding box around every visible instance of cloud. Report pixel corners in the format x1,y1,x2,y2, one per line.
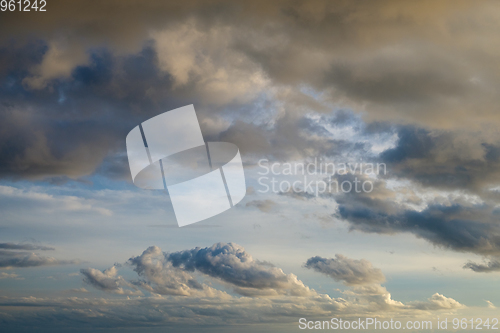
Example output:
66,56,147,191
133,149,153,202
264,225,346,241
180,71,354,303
485,300,496,309
340,284,406,311
0,272,22,280
0,295,342,329
304,255,386,286
152,20,268,105
0,44,174,180
0,1,493,330
305,255,464,312
1,0,500,184
316,172,500,257
69,287,89,293
338,201,500,256
80,266,142,296
0,185,112,216
0,243,54,251
22,40,89,89
127,246,224,297
0,241,80,269
463,258,500,273
118,243,463,313
278,168,500,259
0,290,466,332
379,125,500,195
409,293,465,311
0,242,449,330
245,199,277,212
130,243,315,297
0,251,80,268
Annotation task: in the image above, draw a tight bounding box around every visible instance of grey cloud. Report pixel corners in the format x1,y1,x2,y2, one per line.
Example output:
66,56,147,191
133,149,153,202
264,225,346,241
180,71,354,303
217,114,365,164
463,258,500,273
379,125,500,195
305,256,464,312
2,1,499,182
338,201,500,256
278,189,317,201
0,242,79,268
127,246,221,297
245,199,276,213
324,60,466,105
80,266,142,296
0,294,341,330
0,243,54,251
0,251,80,268
311,168,500,257
134,242,315,297
0,44,182,180
304,255,386,286
380,126,436,163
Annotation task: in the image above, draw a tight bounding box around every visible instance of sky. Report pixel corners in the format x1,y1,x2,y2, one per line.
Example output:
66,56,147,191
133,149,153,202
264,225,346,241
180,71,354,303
1,0,500,332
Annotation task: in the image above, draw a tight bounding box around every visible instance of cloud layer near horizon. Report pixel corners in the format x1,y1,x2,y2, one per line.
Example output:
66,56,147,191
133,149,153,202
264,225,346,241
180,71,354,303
65,242,463,328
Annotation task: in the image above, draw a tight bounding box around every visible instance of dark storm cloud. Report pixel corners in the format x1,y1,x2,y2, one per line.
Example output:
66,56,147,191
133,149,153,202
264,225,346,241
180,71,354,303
287,167,500,260
380,126,436,163
0,44,183,180
324,62,466,105
379,125,500,194
463,258,500,273
304,255,386,285
0,39,373,180
1,0,500,183
337,201,500,256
